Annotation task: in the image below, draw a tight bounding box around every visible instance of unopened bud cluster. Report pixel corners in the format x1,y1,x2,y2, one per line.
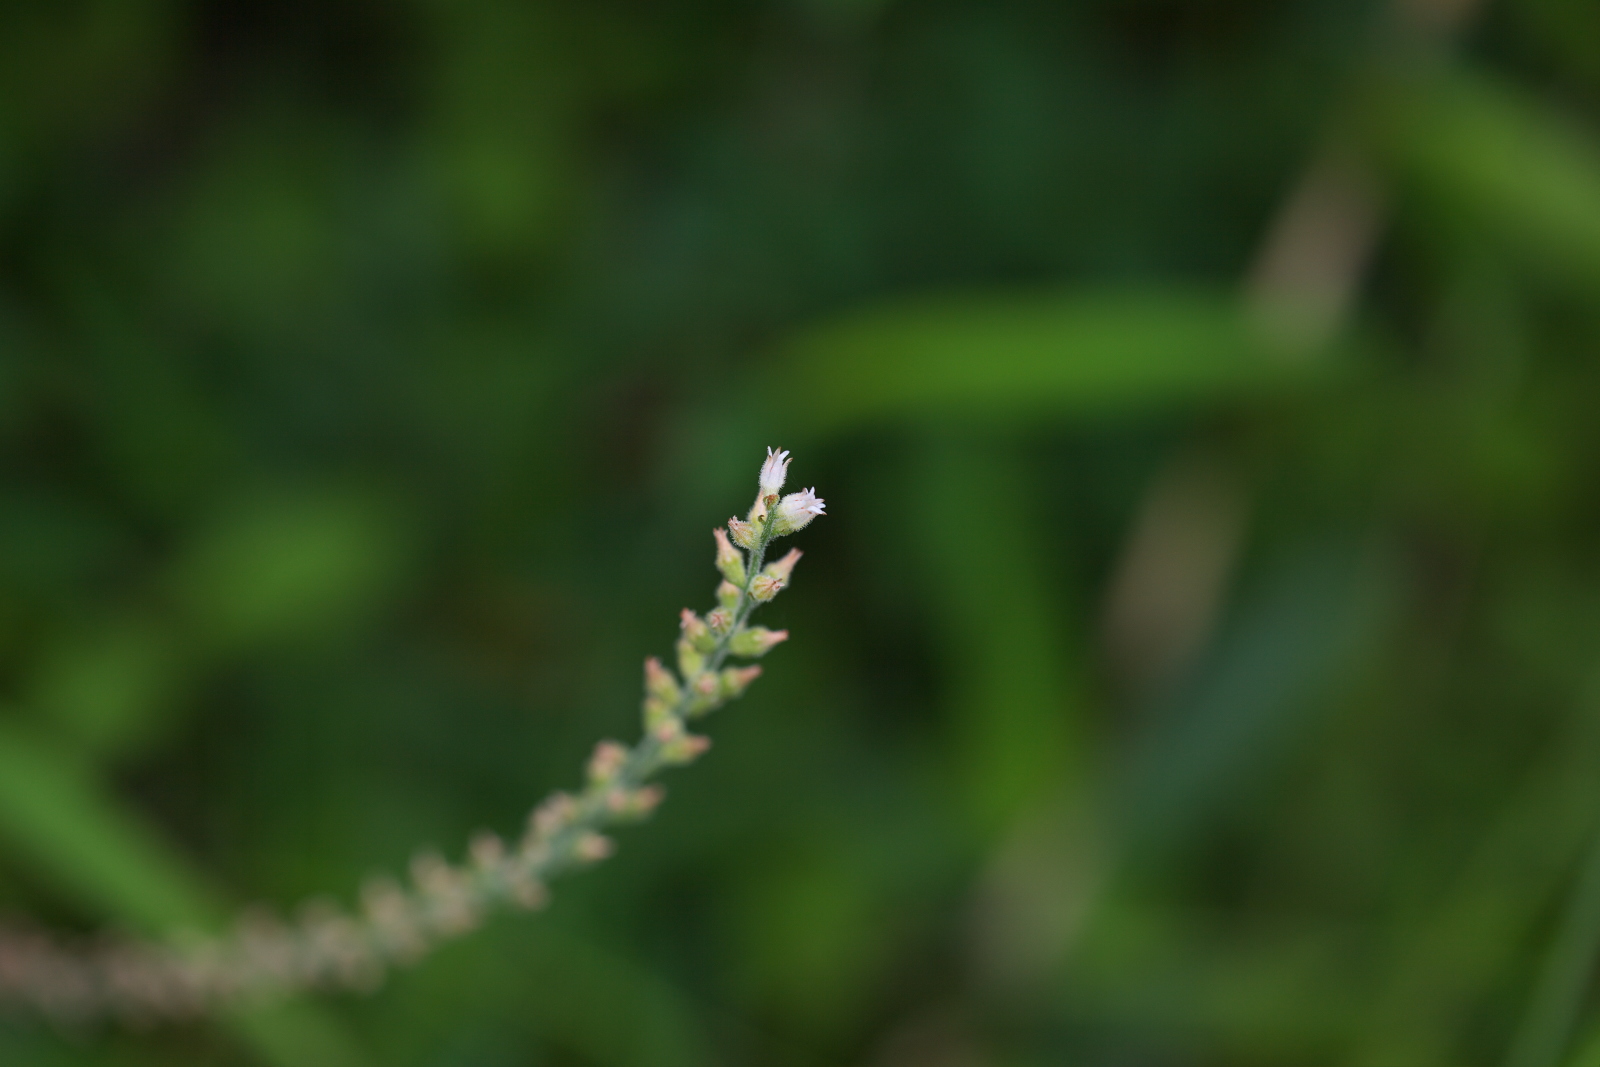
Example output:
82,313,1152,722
0,448,825,1025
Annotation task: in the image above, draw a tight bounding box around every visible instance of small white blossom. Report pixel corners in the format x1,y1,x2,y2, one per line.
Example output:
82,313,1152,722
773,488,825,534
759,447,791,494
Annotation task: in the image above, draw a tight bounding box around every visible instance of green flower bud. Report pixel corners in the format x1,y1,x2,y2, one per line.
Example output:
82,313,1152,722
643,657,681,705
572,832,614,863
675,640,704,679
763,548,802,582
713,528,746,584
720,665,762,699
605,785,664,820
658,732,711,765
727,517,757,549
531,792,578,838
729,627,788,657
685,670,723,717
587,741,628,784
679,609,717,653
643,695,675,732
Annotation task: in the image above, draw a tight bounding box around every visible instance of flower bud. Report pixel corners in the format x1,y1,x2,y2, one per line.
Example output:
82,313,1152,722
643,695,675,732
759,447,791,494
727,517,757,549
469,831,505,871
410,851,461,898
643,657,681,705
717,580,742,610
531,793,578,838
686,670,722,716
676,641,704,679
748,493,778,524
606,785,664,819
659,732,712,765
749,574,784,601
729,627,788,657
587,741,629,784
720,665,763,699
507,873,549,910
572,833,614,863
713,528,746,585
361,876,409,923
763,548,802,583
706,607,733,635
680,609,717,653
772,488,825,536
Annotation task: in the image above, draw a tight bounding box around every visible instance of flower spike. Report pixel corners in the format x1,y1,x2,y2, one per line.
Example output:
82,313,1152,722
0,446,827,1026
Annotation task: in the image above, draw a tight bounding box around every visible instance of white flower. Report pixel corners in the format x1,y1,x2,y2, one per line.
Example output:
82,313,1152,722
759,447,791,494
773,487,825,534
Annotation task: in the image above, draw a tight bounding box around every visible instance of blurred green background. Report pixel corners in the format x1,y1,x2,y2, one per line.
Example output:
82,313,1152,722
6,0,1600,1064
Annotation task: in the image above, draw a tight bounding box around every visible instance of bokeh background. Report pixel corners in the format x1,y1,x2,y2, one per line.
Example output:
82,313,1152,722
6,0,1600,1064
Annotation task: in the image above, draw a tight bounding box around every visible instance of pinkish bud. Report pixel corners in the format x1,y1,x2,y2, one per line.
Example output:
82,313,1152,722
410,852,462,899
717,580,742,609
763,548,802,583
587,741,629,784
573,833,614,863
659,732,712,765
361,876,407,923
749,574,784,602
643,657,681,704
643,695,675,732
679,609,716,652
676,640,705,679
720,665,763,699
748,493,779,524
606,785,664,818
531,792,578,837
729,627,787,657
508,874,549,910
469,831,505,871
686,670,723,717
706,607,733,635
713,528,746,584
728,517,757,549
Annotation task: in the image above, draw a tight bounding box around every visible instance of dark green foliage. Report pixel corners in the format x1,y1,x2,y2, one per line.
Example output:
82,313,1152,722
4,0,1600,1063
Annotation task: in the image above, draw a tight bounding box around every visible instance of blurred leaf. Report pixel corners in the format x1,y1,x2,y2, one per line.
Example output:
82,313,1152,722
0,719,371,1066
1349,682,1600,1066
28,617,184,760
0,718,216,929
225,1001,371,1067
375,918,716,1067
906,434,1088,832
1378,68,1600,290
769,286,1331,432
734,836,900,1037
1119,536,1390,858
1506,823,1600,1067
171,488,412,653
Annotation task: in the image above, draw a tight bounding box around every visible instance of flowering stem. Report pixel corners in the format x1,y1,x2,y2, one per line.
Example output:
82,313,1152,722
0,451,820,1026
